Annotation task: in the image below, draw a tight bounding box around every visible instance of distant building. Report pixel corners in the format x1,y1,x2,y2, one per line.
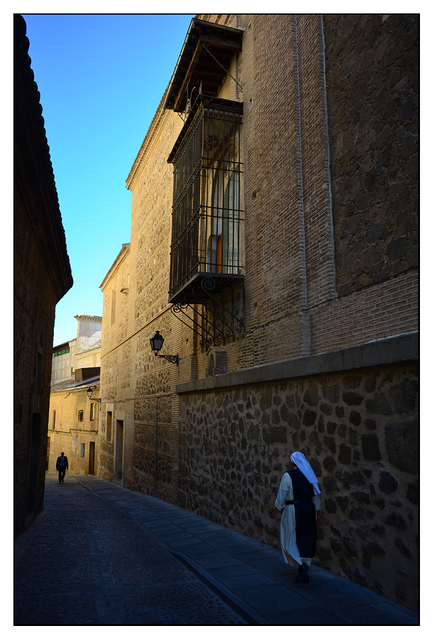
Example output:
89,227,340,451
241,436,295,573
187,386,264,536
51,340,76,385
99,15,418,610
51,315,102,385
75,314,102,353
14,14,73,538
48,315,102,476
48,377,100,476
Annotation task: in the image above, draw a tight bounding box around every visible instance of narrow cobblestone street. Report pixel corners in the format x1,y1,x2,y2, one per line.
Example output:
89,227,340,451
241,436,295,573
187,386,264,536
14,474,419,626
14,475,245,625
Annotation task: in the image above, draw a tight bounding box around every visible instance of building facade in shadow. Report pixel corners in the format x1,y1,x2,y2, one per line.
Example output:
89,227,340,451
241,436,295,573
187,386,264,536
14,14,73,538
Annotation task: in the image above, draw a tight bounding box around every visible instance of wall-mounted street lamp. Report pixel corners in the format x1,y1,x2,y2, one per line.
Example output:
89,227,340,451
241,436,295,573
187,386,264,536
150,331,179,365
87,387,101,403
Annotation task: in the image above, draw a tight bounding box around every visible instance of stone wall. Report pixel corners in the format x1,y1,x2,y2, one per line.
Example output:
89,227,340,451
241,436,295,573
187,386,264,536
14,15,73,538
99,104,183,500
14,265,58,537
178,357,418,610
129,390,176,502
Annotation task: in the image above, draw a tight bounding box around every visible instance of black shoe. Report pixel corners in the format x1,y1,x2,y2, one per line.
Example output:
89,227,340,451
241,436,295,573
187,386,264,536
295,563,309,583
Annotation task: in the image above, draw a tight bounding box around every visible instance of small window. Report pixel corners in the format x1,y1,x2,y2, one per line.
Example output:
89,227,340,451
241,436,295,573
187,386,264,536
78,410,84,422
80,443,85,458
106,411,112,442
111,289,116,326
90,403,95,421
74,435,78,448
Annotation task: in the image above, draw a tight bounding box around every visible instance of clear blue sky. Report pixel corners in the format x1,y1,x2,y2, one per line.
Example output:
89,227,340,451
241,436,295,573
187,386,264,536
22,13,194,346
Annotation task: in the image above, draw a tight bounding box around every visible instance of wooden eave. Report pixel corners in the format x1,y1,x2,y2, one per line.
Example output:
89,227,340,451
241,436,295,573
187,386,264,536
163,18,244,113
14,15,73,301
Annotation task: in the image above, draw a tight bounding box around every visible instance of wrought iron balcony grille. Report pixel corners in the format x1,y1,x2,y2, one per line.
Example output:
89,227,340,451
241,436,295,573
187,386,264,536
168,97,244,304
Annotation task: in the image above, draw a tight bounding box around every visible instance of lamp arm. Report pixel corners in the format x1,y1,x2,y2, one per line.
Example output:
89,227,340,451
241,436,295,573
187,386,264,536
87,387,102,403
154,353,179,366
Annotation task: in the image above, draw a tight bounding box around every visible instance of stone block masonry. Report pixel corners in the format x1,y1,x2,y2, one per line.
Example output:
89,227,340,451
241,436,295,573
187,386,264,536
14,15,73,537
99,105,183,503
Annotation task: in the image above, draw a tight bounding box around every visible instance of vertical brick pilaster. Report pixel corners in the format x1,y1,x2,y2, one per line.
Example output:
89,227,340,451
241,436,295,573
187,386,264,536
292,15,311,357
317,14,337,301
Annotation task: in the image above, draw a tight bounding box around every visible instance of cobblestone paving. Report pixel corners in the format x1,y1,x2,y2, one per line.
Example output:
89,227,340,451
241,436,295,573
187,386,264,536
14,477,245,625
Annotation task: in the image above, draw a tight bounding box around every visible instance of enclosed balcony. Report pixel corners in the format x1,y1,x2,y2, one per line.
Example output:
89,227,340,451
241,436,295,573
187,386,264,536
168,97,244,305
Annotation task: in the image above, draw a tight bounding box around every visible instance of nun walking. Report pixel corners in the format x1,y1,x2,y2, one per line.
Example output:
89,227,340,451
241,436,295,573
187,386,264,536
272,452,321,584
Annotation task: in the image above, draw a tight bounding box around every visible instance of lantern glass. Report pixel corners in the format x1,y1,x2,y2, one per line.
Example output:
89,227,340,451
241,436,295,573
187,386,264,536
87,387,93,399
150,331,164,352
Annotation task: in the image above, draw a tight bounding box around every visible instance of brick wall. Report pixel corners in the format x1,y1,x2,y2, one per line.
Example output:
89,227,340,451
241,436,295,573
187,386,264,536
324,14,418,297
182,14,418,378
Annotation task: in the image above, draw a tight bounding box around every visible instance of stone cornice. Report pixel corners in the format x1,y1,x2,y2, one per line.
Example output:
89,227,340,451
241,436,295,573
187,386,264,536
99,243,130,290
125,92,169,191
74,315,103,323
176,332,418,395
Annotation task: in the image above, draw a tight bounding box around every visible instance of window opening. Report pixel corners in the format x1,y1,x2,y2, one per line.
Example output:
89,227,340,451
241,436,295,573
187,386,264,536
111,290,116,326
106,411,112,442
168,98,244,303
208,169,241,275
53,348,70,358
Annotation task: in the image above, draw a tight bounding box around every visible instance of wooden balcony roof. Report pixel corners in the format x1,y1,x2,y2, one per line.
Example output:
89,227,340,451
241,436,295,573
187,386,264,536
163,18,244,113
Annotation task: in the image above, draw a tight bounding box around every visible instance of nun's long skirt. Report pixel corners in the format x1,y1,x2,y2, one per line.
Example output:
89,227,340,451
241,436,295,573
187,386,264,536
293,501,317,557
275,469,319,566
279,502,317,565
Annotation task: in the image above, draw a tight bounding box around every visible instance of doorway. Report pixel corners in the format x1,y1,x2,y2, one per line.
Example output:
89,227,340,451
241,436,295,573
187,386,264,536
46,436,50,471
89,441,95,475
26,414,41,527
115,420,124,483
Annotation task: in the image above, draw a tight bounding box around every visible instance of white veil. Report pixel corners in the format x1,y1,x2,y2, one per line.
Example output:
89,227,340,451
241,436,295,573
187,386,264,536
290,452,321,495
